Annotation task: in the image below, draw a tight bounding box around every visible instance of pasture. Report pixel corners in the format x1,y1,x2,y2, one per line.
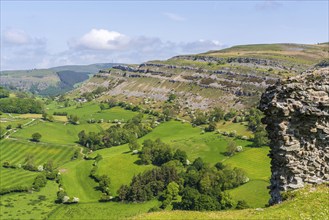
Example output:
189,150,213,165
0,103,271,218
11,121,104,145
0,181,59,220
59,160,101,202
48,200,159,220
93,145,155,196
0,168,38,189
93,120,269,205
0,139,77,168
46,102,139,123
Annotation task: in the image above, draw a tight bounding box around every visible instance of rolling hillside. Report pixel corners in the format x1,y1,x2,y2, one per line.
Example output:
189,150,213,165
71,43,328,112
0,63,117,96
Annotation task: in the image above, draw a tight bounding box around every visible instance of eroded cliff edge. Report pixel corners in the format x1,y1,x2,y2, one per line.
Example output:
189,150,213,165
259,67,329,205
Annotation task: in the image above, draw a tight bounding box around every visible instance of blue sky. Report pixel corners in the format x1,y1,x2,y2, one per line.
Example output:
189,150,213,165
1,0,328,70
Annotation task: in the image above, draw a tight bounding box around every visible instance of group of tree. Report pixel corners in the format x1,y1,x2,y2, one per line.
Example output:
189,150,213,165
0,87,10,98
42,112,54,122
192,108,236,126
246,108,269,147
78,114,153,150
67,114,80,125
0,98,44,114
117,139,249,211
82,86,107,101
139,139,187,166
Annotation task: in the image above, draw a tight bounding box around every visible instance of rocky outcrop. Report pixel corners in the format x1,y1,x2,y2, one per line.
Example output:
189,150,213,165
259,68,329,205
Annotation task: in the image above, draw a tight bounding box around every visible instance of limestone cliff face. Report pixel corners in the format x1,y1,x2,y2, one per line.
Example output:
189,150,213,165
259,67,329,205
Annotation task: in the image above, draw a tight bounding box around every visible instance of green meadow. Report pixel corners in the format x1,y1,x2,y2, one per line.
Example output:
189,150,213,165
47,102,139,123
59,160,101,202
11,120,104,145
0,103,271,218
0,168,38,189
0,139,77,168
0,181,59,220
48,200,159,220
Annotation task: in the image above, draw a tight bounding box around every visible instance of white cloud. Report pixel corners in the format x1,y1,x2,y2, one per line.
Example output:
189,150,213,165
1,28,225,70
69,29,129,50
3,29,30,44
163,12,186,21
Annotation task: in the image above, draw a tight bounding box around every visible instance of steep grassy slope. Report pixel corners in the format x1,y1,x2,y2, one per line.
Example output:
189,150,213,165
134,185,329,220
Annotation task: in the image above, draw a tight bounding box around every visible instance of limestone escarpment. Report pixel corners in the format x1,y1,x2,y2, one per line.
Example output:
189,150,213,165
259,67,329,205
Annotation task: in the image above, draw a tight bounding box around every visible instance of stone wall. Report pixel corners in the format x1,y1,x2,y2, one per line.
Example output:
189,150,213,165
259,67,329,205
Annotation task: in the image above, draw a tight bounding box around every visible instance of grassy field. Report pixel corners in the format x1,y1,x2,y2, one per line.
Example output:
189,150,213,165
48,200,159,220
0,139,77,168
227,180,270,208
134,185,329,220
93,145,155,196
223,147,270,181
93,120,268,206
47,103,139,123
0,107,271,218
59,160,102,202
0,113,31,130
216,121,253,138
0,167,38,189
11,121,104,145
0,181,59,220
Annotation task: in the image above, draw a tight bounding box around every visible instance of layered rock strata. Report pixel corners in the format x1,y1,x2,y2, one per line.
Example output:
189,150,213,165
259,68,329,205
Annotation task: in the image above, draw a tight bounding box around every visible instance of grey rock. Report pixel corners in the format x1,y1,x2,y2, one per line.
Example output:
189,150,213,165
259,67,329,205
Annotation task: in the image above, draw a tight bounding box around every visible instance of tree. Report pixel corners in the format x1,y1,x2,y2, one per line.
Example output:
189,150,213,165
167,93,176,102
215,162,225,170
210,107,224,122
44,160,54,172
192,157,204,171
226,141,237,156
117,185,129,201
23,154,36,171
98,175,111,194
31,132,42,142
173,149,188,166
0,87,9,98
236,200,250,209
100,103,106,111
161,182,180,208
205,121,216,132
108,98,116,108
42,112,48,120
128,137,140,152
68,114,79,125
33,174,47,191
253,128,269,147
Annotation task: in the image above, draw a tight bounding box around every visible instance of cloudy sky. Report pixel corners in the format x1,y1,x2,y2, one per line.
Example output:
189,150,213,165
1,1,328,70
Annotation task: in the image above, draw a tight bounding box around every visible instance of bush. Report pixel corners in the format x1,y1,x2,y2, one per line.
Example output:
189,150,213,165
31,132,42,142
236,200,250,209
33,174,47,191
148,206,161,213
0,186,29,195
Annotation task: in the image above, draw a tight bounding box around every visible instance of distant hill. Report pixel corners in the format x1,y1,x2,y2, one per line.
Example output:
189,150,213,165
72,43,328,111
0,63,118,96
